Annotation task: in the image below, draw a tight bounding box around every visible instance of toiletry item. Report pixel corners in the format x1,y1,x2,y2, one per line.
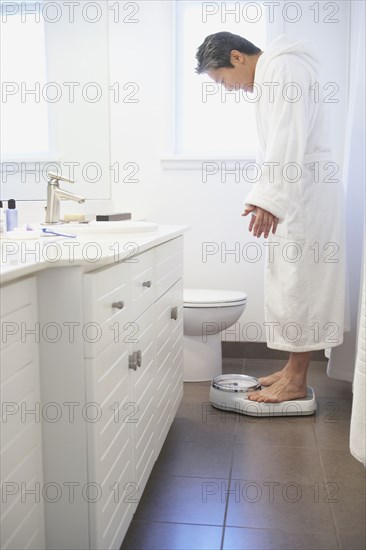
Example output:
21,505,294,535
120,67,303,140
0,201,6,235
63,213,88,223
6,199,18,231
41,227,77,238
96,213,131,221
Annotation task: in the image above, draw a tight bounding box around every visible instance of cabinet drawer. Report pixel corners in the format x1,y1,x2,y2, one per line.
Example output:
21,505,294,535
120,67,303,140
130,249,155,320
83,261,132,357
84,260,130,321
155,237,183,298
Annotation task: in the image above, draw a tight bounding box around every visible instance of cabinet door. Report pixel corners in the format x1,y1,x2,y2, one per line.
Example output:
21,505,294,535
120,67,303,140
154,286,174,456
128,303,156,511
170,278,184,419
84,339,134,550
0,277,45,550
83,265,134,550
154,278,184,457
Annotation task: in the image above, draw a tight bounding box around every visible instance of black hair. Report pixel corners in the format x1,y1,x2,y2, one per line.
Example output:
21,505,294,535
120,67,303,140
196,31,261,74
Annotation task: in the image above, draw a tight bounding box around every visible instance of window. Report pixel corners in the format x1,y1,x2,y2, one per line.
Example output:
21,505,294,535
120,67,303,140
0,1,50,159
175,0,267,157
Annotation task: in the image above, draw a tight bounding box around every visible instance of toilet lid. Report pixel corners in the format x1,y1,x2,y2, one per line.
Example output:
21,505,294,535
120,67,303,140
183,288,247,308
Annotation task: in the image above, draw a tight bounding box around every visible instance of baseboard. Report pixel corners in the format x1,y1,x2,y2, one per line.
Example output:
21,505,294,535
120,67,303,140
222,342,326,361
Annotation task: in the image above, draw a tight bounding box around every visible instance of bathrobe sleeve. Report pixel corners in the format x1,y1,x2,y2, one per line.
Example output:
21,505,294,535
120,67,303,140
244,69,310,222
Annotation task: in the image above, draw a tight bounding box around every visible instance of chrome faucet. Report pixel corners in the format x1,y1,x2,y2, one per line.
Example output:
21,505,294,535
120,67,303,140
45,172,85,224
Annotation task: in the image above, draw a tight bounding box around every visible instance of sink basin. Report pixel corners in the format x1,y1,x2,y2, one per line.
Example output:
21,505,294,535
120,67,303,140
44,221,159,235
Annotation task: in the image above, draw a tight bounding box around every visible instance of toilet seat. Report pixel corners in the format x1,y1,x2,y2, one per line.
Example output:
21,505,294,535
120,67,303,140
183,288,247,308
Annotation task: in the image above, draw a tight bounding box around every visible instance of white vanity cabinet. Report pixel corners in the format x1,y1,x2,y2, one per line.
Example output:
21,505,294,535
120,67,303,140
79,236,184,549
0,276,45,550
35,235,184,550
0,230,186,550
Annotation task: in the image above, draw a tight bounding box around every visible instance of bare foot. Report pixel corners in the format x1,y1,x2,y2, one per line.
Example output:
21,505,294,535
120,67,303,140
258,370,285,386
248,377,307,403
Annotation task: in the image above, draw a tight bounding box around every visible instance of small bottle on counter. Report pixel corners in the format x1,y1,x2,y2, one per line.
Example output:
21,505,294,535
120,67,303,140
0,201,6,235
6,199,18,231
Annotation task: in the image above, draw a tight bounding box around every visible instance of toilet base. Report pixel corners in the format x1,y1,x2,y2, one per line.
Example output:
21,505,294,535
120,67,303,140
183,333,222,382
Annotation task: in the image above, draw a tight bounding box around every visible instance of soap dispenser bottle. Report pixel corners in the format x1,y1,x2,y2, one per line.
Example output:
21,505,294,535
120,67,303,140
6,199,18,231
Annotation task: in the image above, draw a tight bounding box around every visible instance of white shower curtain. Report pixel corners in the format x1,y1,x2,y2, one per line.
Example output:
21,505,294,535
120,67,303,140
350,258,366,465
326,2,365,384
326,1,365,465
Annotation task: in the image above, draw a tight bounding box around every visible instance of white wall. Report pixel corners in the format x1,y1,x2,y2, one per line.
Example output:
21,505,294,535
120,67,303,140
108,0,351,343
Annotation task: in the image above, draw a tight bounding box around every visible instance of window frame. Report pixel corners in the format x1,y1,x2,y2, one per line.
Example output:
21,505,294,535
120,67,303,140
162,0,281,170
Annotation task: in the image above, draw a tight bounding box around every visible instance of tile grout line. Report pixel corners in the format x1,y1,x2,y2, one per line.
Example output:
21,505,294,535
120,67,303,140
313,421,343,550
220,441,235,550
218,358,245,550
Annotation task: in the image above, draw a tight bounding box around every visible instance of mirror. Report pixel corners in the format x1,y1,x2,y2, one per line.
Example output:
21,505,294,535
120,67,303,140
0,1,111,202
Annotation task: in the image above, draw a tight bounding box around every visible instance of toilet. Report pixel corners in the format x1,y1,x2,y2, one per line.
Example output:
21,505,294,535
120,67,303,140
183,288,247,382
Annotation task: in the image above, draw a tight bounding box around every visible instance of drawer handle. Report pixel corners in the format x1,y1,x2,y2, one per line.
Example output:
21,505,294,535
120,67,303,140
142,280,152,288
129,352,138,371
136,350,142,367
171,306,178,320
112,301,124,310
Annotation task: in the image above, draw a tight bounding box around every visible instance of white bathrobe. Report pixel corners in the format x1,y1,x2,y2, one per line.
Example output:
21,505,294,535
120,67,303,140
244,35,346,352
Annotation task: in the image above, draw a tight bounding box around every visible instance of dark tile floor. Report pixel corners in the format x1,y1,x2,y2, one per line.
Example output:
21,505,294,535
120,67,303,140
121,358,366,550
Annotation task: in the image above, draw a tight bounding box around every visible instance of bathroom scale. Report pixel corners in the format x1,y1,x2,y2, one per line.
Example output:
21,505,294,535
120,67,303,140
209,374,317,417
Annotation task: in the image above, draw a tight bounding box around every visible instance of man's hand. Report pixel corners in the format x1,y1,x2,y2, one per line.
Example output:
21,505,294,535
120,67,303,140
241,205,278,238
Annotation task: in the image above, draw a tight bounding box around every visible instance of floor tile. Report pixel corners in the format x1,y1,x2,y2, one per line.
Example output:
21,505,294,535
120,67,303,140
121,521,223,550
314,421,352,451
320,449,366,491
339,531,366,550
307,363,353,399
235,414,318,448
223,361,244,375
223,357,245,367
121,361,364,549
133,475,227,526
224,526,274,550
166,402,237,443
182,381,212,402
226,479,336,535
151,439,233,479
232,443,325,484
315,398,352,422
330,492,366,536
330,490,366,534
222,526,340,549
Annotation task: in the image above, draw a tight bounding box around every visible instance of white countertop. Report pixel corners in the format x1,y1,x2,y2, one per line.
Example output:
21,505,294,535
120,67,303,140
0,224,190,284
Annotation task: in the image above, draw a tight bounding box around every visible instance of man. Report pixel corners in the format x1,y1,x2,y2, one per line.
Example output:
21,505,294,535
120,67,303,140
195,32,346,403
